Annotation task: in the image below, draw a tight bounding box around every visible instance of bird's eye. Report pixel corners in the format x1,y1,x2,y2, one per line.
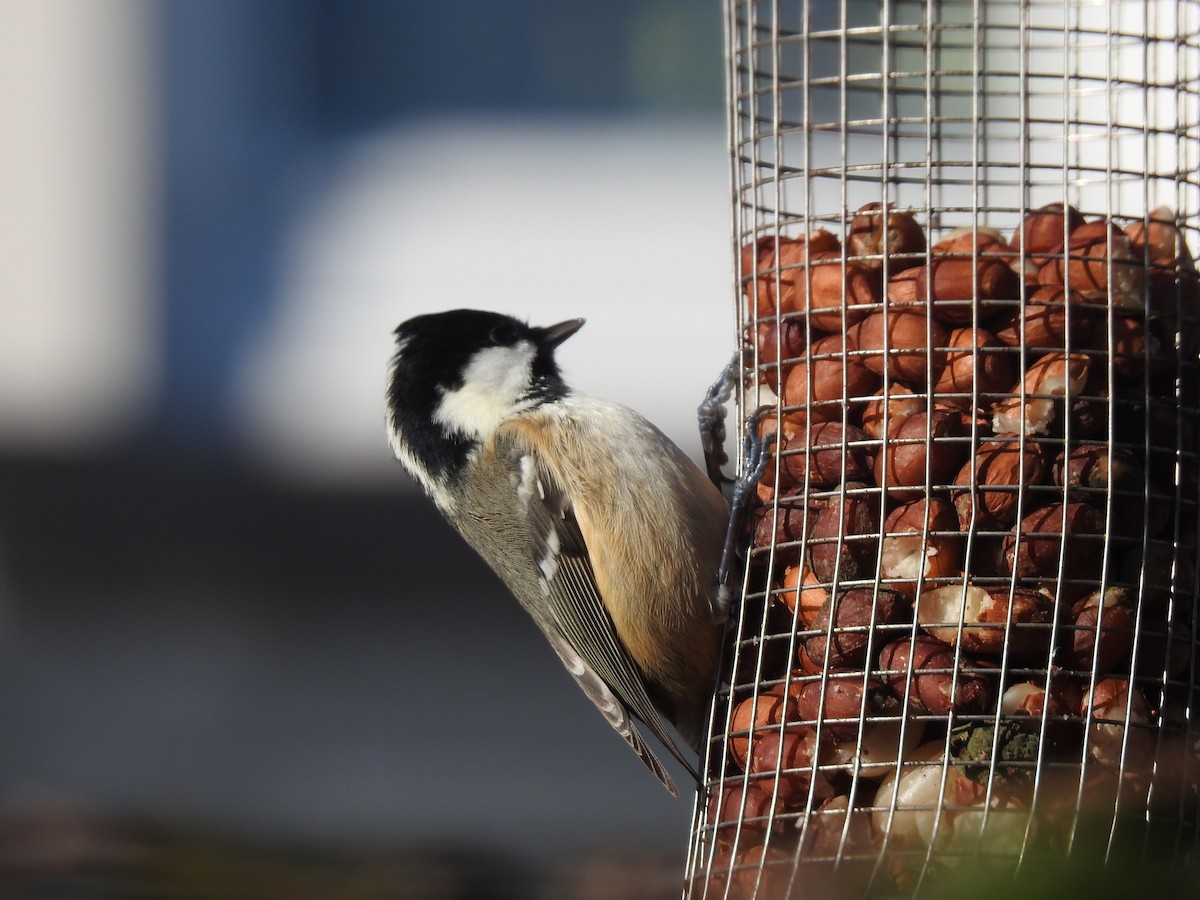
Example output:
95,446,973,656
489,323,517,345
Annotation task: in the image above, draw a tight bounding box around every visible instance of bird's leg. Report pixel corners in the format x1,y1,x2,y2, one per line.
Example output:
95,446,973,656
697,351,743,487
711,406,775,620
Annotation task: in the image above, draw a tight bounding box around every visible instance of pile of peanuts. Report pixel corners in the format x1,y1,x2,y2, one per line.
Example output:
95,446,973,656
702,203,1200,895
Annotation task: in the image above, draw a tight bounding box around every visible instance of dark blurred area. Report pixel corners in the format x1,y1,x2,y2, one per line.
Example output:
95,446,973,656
0,1,726,897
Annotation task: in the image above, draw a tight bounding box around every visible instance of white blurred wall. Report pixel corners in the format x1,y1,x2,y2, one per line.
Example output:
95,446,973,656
0,1,737,479
233,116,735,483
0,0,159,449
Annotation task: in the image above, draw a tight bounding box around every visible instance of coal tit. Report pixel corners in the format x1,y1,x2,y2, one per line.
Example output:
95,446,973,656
385,309,730,795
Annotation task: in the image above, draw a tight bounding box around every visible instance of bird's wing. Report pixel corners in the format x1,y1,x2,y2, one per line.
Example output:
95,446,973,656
497,435,700,789
539,623,679,797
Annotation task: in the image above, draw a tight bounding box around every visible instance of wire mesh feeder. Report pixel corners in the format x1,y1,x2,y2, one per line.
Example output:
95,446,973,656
686,2,1200,897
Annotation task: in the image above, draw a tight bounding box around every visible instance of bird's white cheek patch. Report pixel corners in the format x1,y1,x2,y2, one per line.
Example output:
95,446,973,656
434,342,536,439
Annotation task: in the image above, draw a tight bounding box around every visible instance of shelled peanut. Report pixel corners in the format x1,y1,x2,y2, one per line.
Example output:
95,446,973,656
708,203,1199,878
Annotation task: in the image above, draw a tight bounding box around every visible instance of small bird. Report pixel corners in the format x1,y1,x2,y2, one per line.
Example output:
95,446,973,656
385,309,730,795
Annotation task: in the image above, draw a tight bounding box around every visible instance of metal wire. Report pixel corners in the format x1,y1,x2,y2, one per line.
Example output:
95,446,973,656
686,1,1200,897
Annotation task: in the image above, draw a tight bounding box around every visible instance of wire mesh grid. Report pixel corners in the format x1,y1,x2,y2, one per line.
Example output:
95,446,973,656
686,1,1200,897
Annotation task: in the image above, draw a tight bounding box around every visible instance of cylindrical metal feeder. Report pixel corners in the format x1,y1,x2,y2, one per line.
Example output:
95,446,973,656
688,2,1200,897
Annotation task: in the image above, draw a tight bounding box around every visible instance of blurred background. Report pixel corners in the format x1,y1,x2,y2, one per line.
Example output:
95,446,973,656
0,1,731,896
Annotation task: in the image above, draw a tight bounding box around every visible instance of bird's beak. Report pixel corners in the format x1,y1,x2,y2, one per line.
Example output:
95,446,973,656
539,318,586,349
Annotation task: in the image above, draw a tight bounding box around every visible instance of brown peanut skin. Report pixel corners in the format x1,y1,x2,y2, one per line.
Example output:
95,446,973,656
751,414,791,492
1063,587,1135,673
919,254,1021,325
878,636,991,715
774,235,844,315
780,563,829,627
952,439,1048,530
992,588,1056,657
919,584,1055,657
1051,443,1141,495
728,684,802,767
799,797,875,865
874,408,968,497
707,780,777,837
881,496,963,599
1125,207,1193,266
849,308,949,384
728,844,793,899
991,284,1091,351
782,334,880,427
1041,219,1139,299
861,384,924,440
931,326,1016,408
805,256,879,331
739,210,1195,812
751,502,811,568
748,726,820,803
808,491,880,583
1011,203,1086,265
1074,313,1158,382
741,230,841,315
931,229,1014,256
847,201,927,272
884,495,959,537
752,499,809,545
1003,501,1106,580
803,588,903,671
795,675,869,741
753,319,806,392
781,421,875,489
